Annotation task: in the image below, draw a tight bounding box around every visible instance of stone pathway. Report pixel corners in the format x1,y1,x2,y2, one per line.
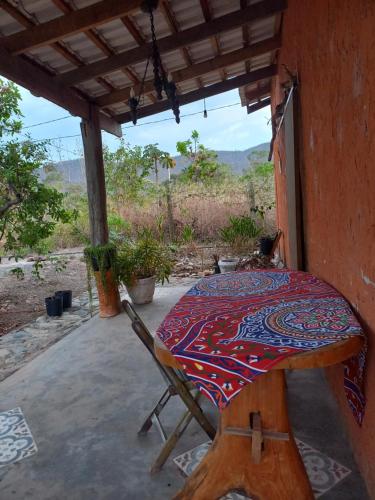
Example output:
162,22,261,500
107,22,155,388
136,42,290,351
0,290,99,382
0,277,198,383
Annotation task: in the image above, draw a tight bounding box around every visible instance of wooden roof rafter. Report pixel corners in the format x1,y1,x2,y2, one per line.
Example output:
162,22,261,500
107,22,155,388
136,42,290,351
240,0,252,74
45,0,156,104
0,0,117,102
247,97,271,114
3,0,144,55
159,0,202,91
0,44,121,136
199,0,227,81
54,0,286,87
95,36,280,108
116,65,277,123
0,0,286,135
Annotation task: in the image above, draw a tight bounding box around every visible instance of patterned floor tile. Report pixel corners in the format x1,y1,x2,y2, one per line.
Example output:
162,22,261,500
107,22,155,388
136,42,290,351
174,439,351,499
0,407,38,468
295,439,351,498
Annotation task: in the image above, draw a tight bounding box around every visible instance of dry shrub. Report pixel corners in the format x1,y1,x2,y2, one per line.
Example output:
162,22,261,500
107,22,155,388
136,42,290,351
116,179,275,243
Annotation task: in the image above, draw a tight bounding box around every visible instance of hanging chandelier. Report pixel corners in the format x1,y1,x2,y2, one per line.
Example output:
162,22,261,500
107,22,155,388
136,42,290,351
128,0,180,125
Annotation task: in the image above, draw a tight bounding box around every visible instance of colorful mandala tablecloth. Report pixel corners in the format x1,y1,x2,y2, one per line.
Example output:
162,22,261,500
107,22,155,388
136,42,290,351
156,269,366,425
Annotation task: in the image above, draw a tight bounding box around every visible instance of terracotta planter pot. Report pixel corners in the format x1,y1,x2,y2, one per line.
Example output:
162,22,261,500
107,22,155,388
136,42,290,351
94,270,121,318
126,276,156,305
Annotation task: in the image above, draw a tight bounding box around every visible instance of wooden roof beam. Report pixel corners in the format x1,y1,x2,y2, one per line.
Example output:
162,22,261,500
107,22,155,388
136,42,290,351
160,0,202,90
119,15,157,103
96,36,280,107
1,0,116,96
247,97,271,114
245,83,272,103
240,0,252,73
200,0,227,81
56,0,287,87
0,45,121,137
116,65,277,123
3,0,143,55
50,0,155,104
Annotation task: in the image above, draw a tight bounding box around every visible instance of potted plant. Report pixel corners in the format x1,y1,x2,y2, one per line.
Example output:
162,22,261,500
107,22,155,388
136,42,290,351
251,205,276,256
218,215,261,270
84,243,121,318
117,231,173,305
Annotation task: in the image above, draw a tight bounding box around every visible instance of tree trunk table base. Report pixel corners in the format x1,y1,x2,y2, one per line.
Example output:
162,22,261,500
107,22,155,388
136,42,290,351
174,370,314,500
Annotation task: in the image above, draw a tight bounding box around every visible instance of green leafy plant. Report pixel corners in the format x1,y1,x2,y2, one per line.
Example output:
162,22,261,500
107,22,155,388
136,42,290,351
177,130,227,183
181,224,195,244
250,204,275,237
83,243,119,307
220,215,261,253
0,78,75,258
117,230,173,287
108,213,132,244
49,256,68,274
9,266,25,280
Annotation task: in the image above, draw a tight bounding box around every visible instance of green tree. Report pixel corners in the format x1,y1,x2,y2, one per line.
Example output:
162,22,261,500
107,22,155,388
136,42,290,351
104,141,154,207
0,79,74,256
143,143,173,185
176,130,223,183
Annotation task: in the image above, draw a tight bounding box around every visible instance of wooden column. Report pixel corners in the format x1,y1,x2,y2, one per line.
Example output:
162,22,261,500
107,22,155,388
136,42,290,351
80,105,109,246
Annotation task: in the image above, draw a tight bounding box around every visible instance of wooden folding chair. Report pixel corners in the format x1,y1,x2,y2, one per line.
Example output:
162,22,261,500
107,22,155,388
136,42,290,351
122,300,216,473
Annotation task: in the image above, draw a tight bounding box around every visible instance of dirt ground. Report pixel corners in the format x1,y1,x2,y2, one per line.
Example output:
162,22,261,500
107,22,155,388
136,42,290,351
0,255,88,337
0,245,272,338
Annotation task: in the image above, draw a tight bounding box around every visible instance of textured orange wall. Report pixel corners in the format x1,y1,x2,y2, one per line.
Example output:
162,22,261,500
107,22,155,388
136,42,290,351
273,0,375,495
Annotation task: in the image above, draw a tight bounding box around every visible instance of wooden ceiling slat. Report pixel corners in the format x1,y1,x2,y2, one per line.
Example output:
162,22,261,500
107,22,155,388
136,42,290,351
96,36,280,107
240,0,252,74
159,0,202,90
0,0,33,28
50,0,155,102
121,16,145,46
0,0,83,69
116,65,277,123
199,0,227,81
3,0,143,55
55,0,287,87
0,0,118,97
0,45,121,136
118,15,157,103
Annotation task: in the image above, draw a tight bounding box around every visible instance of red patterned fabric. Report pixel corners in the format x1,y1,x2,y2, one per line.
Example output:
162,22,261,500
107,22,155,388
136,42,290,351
156,270,366,425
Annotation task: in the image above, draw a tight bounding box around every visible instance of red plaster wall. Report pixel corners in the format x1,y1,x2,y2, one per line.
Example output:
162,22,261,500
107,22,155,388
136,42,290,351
273,0,375,495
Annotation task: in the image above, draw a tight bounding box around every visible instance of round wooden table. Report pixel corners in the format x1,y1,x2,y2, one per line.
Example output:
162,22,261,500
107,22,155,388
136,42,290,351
155,335,363,500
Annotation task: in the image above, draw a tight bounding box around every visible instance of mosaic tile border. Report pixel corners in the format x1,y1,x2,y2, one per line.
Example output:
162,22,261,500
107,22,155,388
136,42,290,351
0,407,38,468
174,439,351,499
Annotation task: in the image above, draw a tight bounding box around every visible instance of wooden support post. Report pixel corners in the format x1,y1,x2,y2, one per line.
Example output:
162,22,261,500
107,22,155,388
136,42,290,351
80,105,121,318
80,105,109,246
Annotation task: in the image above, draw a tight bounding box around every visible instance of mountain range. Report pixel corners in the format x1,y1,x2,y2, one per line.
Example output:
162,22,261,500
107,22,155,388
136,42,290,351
40,142,270,185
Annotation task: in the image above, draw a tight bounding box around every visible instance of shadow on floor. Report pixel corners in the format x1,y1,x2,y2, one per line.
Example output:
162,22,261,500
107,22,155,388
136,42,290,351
0,284,369,499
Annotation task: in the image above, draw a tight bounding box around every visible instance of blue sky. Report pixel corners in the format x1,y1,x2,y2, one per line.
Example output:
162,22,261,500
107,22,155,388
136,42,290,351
18,86,272,162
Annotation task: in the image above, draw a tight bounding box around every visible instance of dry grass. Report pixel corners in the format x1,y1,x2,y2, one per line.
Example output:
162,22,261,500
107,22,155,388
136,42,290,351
117,180,276,242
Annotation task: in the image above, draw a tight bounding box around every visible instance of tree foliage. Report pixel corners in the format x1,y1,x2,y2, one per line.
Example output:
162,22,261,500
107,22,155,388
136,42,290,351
176,130,227,183
104,141,154,205
104,141,175,208
0,78,74,255
143,143,174,184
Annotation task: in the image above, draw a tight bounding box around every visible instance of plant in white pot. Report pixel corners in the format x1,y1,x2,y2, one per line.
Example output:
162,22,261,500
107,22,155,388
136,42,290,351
218,215,261,272
117,231,173,305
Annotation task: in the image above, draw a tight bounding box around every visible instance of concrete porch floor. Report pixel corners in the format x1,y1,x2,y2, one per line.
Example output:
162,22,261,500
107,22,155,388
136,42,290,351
0,283,369,500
